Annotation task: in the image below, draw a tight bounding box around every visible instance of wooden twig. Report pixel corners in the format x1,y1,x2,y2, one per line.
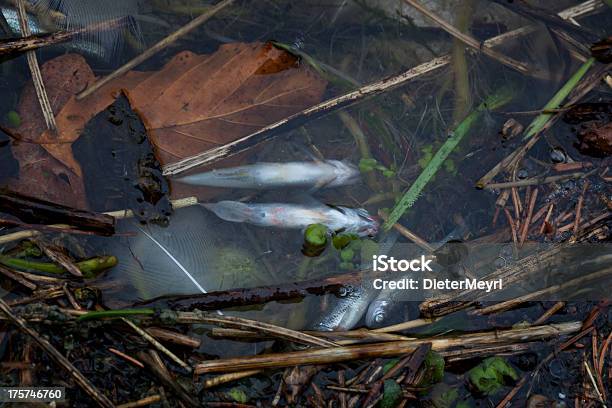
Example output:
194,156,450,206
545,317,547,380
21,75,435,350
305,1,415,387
532,301,565,325
120,318,191,372
108,348,144,369
0,196,195,246
161,0,603,176
204,370,263,389
0,18,124,57
403,0,530,75
140,270,364,310
485,170,595,190
0,264,37,290
16,0,56,130
573,181,589,235
378,210,435,252
0,298,115,408
174,311,338,348
145,327,201,348
539,203,555,235
583,361,607,407
519,188,538,246
116,395,162,408
503,208,519,250
136,351,198,407
77,0,235,100
194,322,581,374
0,190,115,235
473,267,612,315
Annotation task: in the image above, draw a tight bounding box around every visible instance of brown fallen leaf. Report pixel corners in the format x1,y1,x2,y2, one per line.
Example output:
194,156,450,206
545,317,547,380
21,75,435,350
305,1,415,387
7,54,95,208
11,42,326,206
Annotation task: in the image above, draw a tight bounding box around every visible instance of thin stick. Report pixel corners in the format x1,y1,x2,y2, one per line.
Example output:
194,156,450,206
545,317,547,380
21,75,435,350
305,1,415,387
599,331,612,377
0,197,197,246
539,203,554,234
519,188,538,246
0,264,36,290
485,171,594,189
532,301,565,325
77,0,234,100
162,0,602,177
584,361,607,407
378,210,435,252
120,318,191,372
474,267,612,315
108,347,144,369
503,208,519,250
177,312,338,348
0,18,125,57
372,318,440,333
145,327,201,348
0,298,115,408
511,186,522,222
204,370,263,389
105,197,198,219
195,322,580,374
403,0,529,75
16,0,56,130
573,181,589,235
117,395,162,408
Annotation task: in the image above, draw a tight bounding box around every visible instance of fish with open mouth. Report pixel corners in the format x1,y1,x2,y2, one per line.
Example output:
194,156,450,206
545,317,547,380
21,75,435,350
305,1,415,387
312,230,399,331
365,223,470,328
202,200,379,237
175,160,360,190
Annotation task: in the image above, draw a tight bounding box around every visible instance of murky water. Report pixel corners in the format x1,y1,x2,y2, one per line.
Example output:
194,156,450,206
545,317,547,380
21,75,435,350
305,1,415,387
0,0,610,404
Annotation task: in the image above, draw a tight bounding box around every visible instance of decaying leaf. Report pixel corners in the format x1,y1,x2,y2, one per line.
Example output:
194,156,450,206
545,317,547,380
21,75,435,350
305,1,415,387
10,42,327,207
7,54,94,208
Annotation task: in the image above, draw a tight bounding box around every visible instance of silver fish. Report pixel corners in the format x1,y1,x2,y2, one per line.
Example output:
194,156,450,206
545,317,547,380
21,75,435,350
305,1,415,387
312,230,399,331
202,201,379,237
176,160,360,190
365,223,470,328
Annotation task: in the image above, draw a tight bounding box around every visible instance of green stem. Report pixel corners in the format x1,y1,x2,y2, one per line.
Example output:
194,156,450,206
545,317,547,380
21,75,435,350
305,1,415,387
77,308,156,321
523,58,595,140
383,86,515,231
0,255,118,279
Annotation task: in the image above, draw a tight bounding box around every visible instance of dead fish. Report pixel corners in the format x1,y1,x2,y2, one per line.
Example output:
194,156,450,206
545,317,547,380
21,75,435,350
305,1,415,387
202,201,379,237
365,223,470,328
175,160,360,190
312,231,399,331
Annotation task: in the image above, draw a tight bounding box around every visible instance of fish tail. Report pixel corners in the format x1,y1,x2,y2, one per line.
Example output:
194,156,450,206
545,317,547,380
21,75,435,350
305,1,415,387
202,201,252,223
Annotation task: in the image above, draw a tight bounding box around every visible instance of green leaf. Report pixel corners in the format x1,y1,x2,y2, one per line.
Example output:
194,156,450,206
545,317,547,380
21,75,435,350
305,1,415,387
332,233,359,250
359,157,379,173
6,111,21,127
468,357,518,395
340,248,355,262
382,358,400,374
228,388,248,403
418,351,445,387
380,380,402,408
304,224,328,247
